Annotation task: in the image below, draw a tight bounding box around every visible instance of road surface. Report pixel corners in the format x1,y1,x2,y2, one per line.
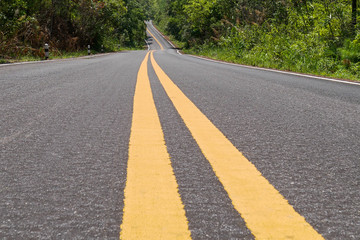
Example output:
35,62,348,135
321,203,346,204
1,21,359,239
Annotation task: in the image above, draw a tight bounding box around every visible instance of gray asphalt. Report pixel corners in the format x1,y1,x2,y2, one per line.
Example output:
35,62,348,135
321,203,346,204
1,52,144,238
1,22,359,239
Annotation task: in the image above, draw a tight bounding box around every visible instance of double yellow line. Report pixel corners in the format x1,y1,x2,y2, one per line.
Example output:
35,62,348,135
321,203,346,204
120,49,324,239
147,29,164,50
120,51,190,239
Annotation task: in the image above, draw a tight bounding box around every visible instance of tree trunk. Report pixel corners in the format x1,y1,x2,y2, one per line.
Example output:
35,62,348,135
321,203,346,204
352,0,357,36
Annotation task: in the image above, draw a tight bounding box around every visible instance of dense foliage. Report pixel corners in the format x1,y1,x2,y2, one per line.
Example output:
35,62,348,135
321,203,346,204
154,0,360,80
0,0,150,59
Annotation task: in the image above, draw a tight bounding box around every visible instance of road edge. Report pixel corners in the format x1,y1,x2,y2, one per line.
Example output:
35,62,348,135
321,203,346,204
187,54,360,86
0,52,116,67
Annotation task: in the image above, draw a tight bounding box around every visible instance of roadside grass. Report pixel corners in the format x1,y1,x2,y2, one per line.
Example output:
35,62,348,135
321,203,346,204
185,46,360,83
0,47,141,64
0,58,9,64
1,50,96,63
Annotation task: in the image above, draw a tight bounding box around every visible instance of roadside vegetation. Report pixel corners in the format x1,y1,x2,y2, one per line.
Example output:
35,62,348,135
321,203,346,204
153,0,360,81
0,0,152,61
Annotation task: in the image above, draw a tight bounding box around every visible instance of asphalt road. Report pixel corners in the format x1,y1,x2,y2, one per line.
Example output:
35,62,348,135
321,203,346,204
1,22,359,239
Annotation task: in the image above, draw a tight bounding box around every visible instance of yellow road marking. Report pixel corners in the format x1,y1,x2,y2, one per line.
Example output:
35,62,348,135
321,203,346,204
147,29,164,50
120,51,190,239
150,52,324,240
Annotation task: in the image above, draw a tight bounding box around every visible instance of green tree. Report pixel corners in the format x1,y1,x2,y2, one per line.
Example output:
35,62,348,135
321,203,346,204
1,0,150,59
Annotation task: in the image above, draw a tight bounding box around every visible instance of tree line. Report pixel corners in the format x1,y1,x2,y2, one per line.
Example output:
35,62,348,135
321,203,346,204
154,0,360,80
0,0,151,59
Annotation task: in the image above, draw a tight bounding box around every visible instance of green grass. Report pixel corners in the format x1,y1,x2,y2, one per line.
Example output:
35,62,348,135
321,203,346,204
1,50,91,63
0,47,142,64
0,59,10,64
183,46,360,83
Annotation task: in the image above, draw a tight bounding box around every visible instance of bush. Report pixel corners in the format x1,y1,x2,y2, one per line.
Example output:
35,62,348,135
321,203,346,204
339,38,360,63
